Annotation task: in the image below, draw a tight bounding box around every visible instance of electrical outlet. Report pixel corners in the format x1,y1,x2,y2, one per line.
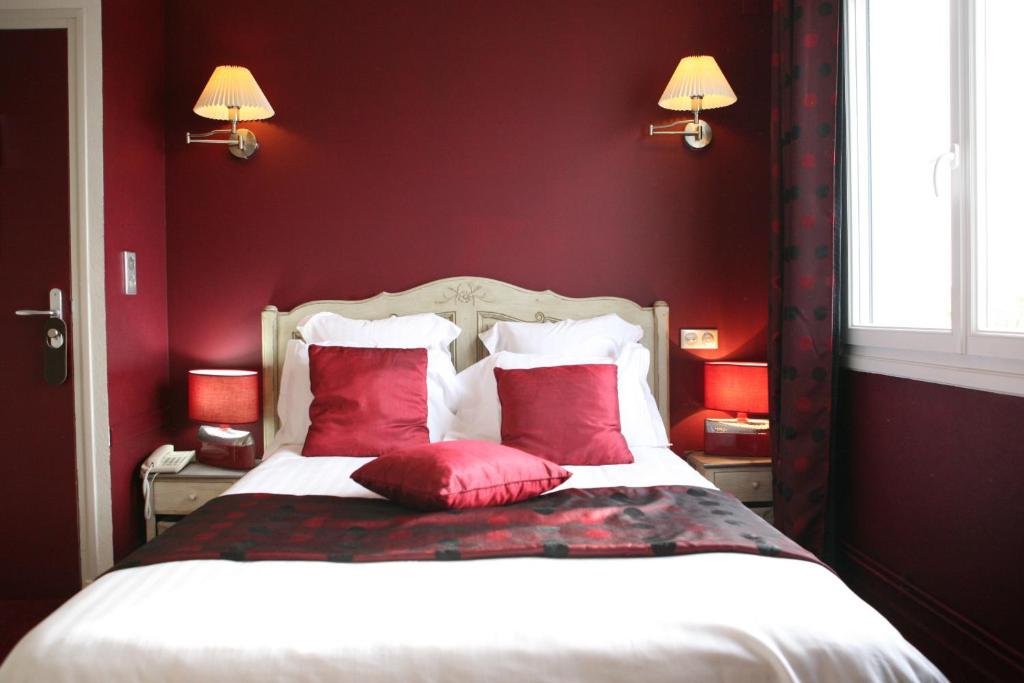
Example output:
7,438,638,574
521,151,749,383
680,328,718,350
122,251,137,295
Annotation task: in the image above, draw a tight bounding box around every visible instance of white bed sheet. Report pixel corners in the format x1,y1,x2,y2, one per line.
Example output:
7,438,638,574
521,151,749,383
0,446,946,683
226,444,715,497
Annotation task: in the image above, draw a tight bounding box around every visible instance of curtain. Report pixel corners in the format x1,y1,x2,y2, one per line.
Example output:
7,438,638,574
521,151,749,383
768,0,843,559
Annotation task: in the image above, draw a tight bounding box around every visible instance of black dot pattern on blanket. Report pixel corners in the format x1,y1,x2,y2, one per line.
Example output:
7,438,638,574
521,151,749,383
113,487,824,571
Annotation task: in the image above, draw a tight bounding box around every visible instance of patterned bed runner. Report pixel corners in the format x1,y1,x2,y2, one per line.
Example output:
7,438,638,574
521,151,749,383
115,486,824,569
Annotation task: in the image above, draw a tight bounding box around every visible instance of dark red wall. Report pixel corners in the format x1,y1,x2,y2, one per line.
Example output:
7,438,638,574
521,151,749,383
838,371,1024,680
163,0,773,452
103,0,170,559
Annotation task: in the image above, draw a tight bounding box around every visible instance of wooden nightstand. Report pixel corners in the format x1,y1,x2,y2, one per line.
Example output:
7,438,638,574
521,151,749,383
143,463,246,541
684,451,774,523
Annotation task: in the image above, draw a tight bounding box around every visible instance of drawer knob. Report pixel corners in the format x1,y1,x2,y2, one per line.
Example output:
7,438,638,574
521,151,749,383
751,481,760,489
188,493,197,501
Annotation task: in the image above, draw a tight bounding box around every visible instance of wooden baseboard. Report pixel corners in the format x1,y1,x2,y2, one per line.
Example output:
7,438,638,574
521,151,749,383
839,543,1024,682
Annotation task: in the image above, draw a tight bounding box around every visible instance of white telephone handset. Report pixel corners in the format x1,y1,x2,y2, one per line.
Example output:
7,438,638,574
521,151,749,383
142,445,196,519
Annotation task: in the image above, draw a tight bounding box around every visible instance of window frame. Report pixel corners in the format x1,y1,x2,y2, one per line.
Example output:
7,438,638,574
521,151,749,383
842,0,1024,397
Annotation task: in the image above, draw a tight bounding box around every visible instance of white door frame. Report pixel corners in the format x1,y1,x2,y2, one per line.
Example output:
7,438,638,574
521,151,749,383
0,0,111,583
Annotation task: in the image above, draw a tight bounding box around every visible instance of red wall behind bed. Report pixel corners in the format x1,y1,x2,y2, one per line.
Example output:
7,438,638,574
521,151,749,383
103,0,171,560
162,0,774,452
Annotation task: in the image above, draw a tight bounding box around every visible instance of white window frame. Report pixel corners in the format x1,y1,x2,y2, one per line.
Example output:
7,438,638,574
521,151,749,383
843,0,1024,397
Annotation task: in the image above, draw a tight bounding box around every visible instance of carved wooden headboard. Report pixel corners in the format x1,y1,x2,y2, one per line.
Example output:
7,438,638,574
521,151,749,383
261,276,670,449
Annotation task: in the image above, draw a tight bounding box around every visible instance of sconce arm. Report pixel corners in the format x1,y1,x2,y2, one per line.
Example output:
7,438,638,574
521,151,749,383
647,109,712,150
186,129,238,145
648,122,700,137
648,109,703,137
185,118,260,159
186,115,243,146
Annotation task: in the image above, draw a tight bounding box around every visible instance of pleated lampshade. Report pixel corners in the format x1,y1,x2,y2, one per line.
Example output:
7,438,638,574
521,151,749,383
193,65,275,121
658,55,738,111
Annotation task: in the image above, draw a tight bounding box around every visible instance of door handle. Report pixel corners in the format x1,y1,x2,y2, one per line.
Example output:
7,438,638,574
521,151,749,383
15,288,64,320
15,288,67,385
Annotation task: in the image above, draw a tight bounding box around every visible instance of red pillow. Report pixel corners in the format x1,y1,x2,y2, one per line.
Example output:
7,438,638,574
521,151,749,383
302,346,429,457
352,440,571,510
494,364,633,466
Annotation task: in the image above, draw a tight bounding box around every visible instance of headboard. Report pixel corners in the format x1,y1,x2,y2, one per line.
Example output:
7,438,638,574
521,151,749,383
261,276,670,449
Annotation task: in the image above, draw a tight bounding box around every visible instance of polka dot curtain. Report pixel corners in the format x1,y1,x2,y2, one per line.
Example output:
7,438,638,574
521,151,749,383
768,0,843,559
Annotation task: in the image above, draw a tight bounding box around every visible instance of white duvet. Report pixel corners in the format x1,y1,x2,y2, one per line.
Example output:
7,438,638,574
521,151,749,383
0,447,946,683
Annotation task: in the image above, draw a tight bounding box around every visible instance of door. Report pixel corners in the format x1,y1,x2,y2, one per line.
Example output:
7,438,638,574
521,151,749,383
0,28,80,600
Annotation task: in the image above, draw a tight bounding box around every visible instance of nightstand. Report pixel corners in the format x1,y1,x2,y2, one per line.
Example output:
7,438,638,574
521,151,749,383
143,462,246,541
684,451,774,523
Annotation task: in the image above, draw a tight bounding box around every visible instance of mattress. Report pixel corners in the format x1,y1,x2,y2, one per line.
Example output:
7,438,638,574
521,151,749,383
0,446,946,683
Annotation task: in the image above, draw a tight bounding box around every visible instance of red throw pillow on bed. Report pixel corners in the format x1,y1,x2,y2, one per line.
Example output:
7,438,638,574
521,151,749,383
302,346,429,456
352,440,571,510
494,364,633,465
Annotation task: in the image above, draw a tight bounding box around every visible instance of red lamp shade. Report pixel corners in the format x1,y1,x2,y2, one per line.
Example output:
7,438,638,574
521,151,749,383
704,362,769,415
188,369,259,425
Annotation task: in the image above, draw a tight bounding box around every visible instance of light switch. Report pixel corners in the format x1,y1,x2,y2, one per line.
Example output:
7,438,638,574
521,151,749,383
680,328,718,350
122,251,137,295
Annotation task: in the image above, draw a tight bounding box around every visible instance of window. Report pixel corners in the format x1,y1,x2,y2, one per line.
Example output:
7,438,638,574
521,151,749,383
844,0,1024,395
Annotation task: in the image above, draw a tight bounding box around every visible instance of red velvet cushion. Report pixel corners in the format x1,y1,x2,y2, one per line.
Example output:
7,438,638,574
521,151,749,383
352,440,571,510
302,346,429,457
494,364,633,465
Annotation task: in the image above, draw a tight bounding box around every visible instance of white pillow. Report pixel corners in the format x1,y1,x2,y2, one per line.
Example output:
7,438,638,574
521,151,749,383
479,313,643,359
445,344,669,448
270,340,458,453
298,312,460,359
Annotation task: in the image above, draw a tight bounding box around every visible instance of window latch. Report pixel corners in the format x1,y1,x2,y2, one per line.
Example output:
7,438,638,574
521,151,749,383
932,143,960,197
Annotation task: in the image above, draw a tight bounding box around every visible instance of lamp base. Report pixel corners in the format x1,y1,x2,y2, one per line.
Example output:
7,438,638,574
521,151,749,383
704,418,770,458
196,425,256,470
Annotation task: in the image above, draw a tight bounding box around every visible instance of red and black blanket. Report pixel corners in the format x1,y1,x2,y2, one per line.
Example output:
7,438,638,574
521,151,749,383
117,486,822,570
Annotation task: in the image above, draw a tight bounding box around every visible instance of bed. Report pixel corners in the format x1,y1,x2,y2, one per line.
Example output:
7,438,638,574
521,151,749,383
0,277,945,682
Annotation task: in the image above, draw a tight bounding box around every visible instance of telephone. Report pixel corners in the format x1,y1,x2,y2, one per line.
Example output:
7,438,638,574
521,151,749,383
143,444,195,474
141,445,195,519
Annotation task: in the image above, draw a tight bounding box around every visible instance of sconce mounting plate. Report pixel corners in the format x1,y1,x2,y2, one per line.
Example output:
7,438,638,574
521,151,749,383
229,129,260,159
682,120,712,149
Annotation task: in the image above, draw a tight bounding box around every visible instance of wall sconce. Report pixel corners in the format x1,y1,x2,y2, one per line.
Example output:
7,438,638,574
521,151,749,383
649,55,737,150
186,66,274,160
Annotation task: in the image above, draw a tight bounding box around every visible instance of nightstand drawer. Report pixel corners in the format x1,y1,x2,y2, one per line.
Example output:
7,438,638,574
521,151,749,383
153,480,232,514
713,469,772,503
143,463,247,542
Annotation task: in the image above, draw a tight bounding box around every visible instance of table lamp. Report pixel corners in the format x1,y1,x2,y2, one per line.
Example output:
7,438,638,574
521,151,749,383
188,369,259,469
704,361,770,458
